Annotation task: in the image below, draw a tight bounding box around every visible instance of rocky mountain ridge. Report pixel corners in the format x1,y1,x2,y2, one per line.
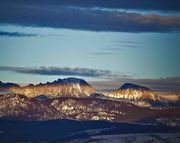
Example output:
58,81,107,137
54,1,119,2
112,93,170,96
5,78,95,98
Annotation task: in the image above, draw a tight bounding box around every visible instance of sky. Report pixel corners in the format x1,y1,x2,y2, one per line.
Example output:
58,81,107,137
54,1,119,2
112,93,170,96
0,0,180,93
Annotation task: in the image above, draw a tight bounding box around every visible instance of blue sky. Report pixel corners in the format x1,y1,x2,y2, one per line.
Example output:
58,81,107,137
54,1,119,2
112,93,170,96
0,0,180,92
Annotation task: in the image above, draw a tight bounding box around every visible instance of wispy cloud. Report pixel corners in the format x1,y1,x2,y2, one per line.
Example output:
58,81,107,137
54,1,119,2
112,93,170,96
119,45,139,48
87,52,118,55
0,66,119,78
112,40,140,48
0,31,37,37
112,41,139,44
112,44,139,49
100,48,124,51
0,4,180,32
92,40,140,54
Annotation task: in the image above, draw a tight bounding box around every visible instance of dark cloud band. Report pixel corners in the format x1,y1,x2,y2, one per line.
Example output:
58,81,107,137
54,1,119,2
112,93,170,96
1,0,180,11
0,31,37,37
0,66,113,78
0,5,180,32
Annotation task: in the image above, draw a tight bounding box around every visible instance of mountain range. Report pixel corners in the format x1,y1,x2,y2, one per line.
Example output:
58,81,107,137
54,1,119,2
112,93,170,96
0,78,178,103
0,78,158,99
0,77,180,126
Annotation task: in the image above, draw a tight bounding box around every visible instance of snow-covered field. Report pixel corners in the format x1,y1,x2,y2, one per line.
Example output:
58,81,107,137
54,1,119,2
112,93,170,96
66,133,180,143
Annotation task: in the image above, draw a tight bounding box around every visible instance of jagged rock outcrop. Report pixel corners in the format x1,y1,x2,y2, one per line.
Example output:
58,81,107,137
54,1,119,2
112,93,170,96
104,83,161,101
8,78,95,98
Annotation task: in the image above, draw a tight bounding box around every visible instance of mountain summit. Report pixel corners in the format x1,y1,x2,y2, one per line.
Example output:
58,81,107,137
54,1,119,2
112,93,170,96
48,77,90,86
104,83,160,101
8,78,95,98
119,83,151,91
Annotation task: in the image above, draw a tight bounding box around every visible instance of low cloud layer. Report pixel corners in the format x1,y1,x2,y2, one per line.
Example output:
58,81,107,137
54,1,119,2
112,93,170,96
0,66,114,78
0,4,180,32
0,31,37,37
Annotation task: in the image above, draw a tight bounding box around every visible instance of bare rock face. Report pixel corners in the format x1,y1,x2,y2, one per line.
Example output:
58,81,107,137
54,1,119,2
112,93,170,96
104,83,161,101
9,78,95,98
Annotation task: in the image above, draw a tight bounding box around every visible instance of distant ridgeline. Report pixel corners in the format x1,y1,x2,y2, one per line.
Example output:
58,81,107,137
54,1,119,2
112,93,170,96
0,78,95,98
0,81,19,89
0,78,179,104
